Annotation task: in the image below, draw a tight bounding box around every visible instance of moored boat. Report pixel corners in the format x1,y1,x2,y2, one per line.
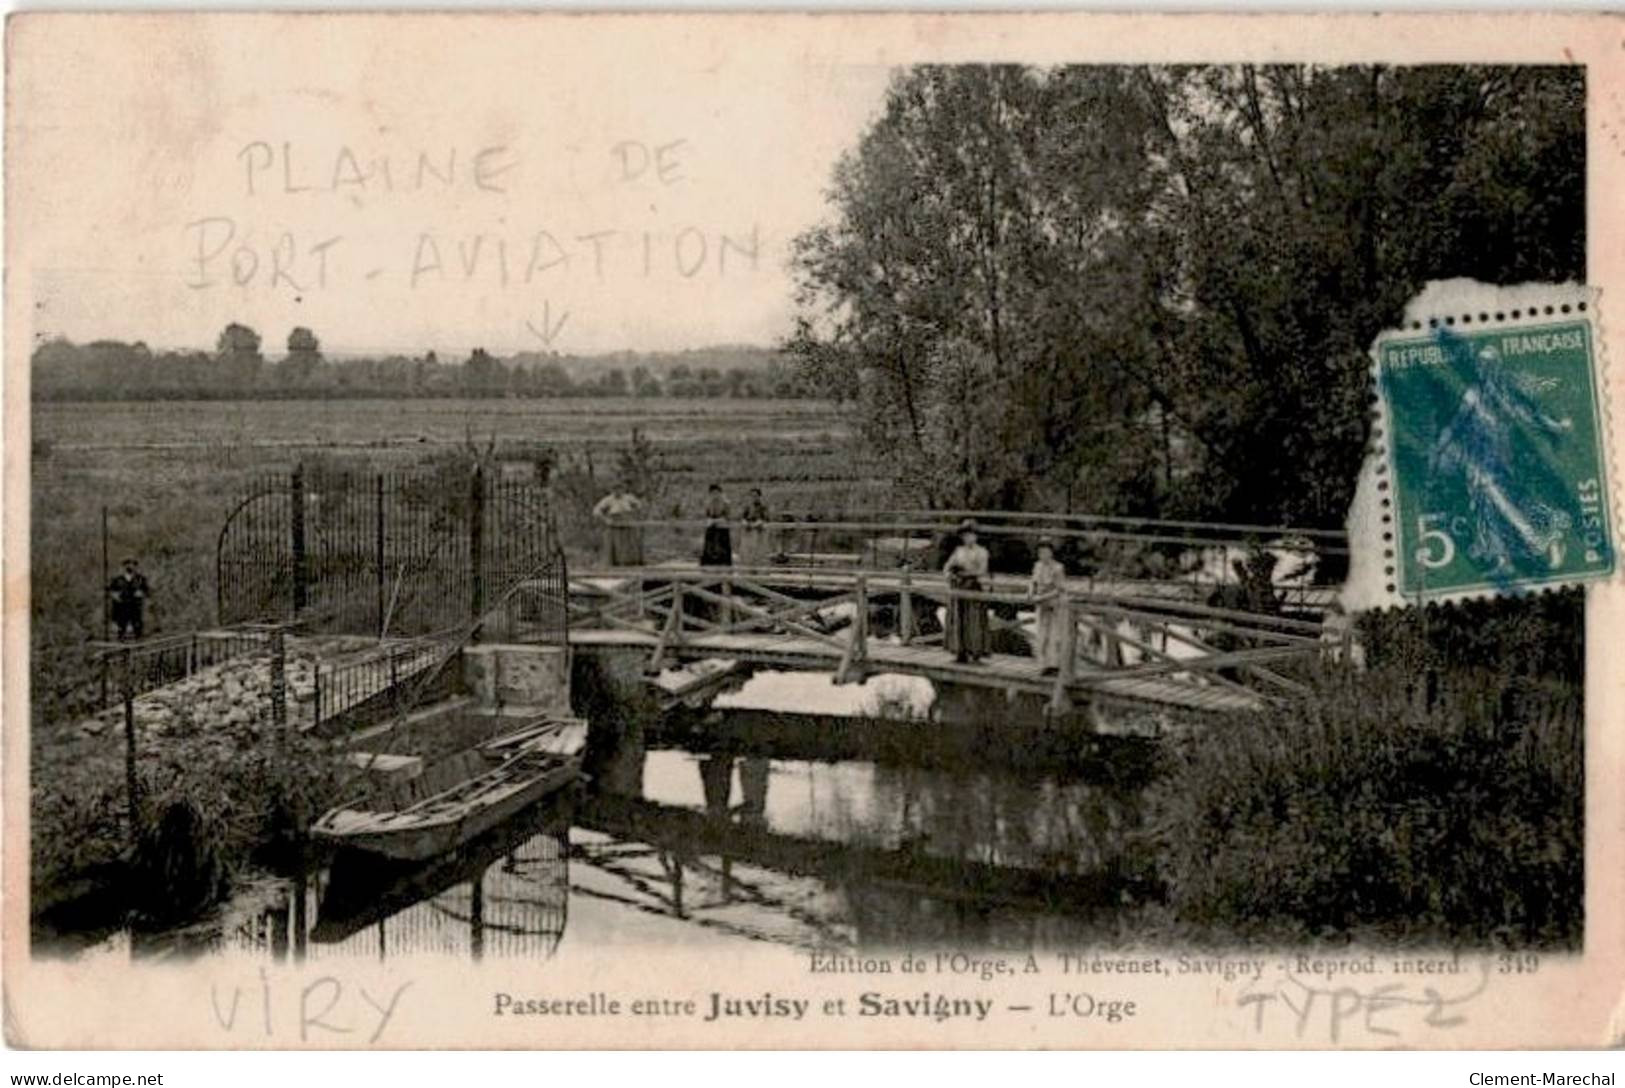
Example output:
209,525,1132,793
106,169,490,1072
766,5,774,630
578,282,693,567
313,718,587,861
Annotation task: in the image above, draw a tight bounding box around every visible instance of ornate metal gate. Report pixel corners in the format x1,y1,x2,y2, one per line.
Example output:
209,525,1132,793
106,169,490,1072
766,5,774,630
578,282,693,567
216,463,565,641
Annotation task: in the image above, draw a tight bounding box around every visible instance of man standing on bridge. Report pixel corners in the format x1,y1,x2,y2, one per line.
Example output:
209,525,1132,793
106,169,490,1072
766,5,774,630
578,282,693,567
107,556,151,640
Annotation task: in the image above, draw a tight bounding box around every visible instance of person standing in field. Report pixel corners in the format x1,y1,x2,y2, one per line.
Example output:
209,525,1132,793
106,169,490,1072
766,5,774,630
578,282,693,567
592,481,645,567
1028,537,1067,674
737,487,771,568
944,520,991,664
699,483,733,566
107,556,151,641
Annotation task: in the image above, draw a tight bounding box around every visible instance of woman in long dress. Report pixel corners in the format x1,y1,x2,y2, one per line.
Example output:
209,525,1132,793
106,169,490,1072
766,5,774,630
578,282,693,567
1028,538,1066,673
699,483,732,566
591,483,644,567
944,520,991,663
737,487,770,568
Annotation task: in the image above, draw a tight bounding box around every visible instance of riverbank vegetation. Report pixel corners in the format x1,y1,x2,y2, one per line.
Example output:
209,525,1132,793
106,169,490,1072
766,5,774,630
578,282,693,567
1147,592,1584,949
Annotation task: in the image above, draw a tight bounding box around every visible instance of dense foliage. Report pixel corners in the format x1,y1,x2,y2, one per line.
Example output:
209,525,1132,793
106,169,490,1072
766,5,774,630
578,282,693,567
790,64,1584,525
1148,666,1583,947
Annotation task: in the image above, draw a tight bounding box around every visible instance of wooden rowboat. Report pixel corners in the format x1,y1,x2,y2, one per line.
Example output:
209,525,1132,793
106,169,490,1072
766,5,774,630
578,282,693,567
312,718,587,862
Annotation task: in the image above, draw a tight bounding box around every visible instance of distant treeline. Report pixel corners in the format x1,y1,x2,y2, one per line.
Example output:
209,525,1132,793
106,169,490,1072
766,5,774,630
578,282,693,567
32,326,818,401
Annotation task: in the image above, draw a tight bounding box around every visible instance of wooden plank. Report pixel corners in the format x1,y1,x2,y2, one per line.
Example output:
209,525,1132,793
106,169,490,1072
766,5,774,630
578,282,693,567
569,629,1266,714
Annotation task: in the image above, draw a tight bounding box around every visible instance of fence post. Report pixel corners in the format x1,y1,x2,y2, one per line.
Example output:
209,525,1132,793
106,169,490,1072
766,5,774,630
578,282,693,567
469,465,486,635
122,648,138,839
375,473,386,636
269,625,287,734
101,505,110,642
290,463,308,614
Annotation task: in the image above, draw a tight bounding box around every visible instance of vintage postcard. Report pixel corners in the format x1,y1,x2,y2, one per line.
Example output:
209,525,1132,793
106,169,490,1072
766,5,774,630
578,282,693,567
6,11,1625,1050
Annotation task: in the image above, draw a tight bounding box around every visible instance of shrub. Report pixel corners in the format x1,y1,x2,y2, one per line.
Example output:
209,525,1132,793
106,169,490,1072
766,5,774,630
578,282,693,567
1147,665,1582,948
124,724,346,926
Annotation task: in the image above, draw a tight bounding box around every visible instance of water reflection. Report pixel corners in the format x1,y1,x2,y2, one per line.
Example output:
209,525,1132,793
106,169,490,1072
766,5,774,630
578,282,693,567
184,802,572,963
566,725,1149,951
89,700,1151,963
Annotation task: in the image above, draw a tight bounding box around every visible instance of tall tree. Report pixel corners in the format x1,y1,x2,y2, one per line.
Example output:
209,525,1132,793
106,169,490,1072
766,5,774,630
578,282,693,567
791,64,1584,525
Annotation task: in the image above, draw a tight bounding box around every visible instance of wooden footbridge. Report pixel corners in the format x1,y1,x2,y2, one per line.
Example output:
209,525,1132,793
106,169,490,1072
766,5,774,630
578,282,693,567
201,474,1347,722
565,564,1340,717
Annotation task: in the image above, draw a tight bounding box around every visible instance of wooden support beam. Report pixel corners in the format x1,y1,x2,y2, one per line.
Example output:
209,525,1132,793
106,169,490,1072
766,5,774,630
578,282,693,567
834,574,869,685
647,585,685,673
1047,596,1077,719
1070,644,1312,687
899,567,916,644
680,583,849,649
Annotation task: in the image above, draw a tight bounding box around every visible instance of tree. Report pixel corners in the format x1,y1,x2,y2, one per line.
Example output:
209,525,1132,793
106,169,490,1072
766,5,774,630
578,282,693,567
279,325,323,386
216,323,262,361
791,64,1584,524
212,322,264,393
465,347,507,396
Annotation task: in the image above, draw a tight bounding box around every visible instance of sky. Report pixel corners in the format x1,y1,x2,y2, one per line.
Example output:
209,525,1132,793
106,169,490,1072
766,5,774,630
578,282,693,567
10,16,894,357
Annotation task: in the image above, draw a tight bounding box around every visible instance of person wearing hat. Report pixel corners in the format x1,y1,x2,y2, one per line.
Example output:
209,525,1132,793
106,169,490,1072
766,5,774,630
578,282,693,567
107,556,151,641
1027,537,1067,674
943,519,991,664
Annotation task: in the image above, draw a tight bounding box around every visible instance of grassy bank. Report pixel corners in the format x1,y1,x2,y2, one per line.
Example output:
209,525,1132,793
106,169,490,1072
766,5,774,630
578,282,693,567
1145,663,1582,949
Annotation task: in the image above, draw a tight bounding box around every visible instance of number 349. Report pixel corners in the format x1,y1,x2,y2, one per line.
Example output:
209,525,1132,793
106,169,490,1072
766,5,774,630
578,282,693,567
1415,513,1457,569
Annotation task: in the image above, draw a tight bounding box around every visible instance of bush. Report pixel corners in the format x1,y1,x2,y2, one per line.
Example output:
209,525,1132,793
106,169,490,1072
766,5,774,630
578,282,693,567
123,725,346,926
1147,665,1582,948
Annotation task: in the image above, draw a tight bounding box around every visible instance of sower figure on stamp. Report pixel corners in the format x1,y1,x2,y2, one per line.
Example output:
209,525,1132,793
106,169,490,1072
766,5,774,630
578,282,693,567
944,519,991,664
107,556,150,641
1028,537,1066,674
1428,344,1576,574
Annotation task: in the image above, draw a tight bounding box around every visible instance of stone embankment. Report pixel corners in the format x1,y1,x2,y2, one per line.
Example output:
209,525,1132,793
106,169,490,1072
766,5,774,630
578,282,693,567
76,636,424,744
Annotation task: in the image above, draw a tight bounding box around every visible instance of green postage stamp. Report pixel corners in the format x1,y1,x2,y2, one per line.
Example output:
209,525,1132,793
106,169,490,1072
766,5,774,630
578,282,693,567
1363,289,1614,606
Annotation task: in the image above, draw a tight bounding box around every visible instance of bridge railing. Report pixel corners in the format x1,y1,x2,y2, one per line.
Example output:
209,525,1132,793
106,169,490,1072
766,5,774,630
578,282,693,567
587,511,1345,612
568,565,1336,713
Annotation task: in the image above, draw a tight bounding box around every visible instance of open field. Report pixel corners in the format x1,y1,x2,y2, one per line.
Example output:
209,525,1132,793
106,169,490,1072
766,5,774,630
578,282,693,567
29,397,885,723
28,395,886,908
34,397,856,458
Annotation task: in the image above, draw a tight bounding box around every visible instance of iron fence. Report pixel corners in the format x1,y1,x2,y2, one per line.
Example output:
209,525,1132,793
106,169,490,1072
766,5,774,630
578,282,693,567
217,464,562,639
94,629,270,709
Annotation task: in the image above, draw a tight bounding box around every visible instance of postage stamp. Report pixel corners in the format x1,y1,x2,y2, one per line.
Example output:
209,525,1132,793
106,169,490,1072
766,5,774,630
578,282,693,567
1340,281,1617,612
1376,304,1613,601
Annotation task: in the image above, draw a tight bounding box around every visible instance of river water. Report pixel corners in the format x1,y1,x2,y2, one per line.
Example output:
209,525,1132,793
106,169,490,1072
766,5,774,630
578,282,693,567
42,673,1161,964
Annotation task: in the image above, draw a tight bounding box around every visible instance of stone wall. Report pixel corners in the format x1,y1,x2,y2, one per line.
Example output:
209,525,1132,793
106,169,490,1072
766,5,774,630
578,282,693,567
462,644,570,714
